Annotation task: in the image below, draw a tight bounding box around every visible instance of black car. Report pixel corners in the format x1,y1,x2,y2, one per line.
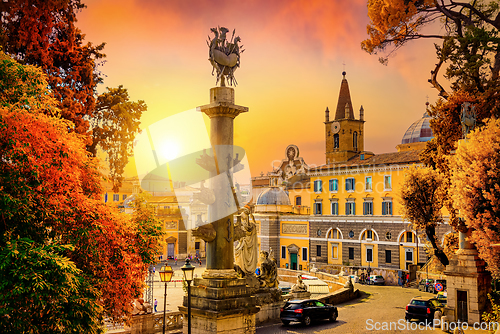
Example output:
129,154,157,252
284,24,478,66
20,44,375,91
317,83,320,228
405,297,443,322
280,299,338,326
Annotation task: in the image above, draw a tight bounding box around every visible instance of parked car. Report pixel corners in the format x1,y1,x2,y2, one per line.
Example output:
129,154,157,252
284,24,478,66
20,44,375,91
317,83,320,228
429,279,447,294
418,278,435,292
436,291,447,306
405,297,443,322
369,275,385,285
280,299,338,326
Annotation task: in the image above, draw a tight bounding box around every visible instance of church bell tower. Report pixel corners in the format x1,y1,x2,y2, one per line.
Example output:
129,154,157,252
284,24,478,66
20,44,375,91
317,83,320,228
325,72,365,164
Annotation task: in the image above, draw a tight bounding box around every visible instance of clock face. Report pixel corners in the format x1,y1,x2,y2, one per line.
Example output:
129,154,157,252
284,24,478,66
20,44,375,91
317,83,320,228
331,121,341,134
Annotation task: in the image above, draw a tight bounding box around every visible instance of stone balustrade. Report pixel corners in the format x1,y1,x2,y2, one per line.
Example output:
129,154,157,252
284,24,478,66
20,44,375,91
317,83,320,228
104,311,183,334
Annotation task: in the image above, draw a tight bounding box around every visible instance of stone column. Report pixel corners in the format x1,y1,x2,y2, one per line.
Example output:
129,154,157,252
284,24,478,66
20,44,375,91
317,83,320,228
198,86,248,279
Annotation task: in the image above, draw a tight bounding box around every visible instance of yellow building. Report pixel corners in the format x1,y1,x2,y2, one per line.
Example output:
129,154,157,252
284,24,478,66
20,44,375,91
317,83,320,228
251,72,452,274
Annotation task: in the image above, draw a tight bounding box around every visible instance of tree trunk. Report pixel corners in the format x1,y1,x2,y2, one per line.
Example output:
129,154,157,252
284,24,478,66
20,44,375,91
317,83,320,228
426,225,449,266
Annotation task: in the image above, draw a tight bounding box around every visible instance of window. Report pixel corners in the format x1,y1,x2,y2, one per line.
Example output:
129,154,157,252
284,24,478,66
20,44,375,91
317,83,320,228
386,232,392,240
122,194,127,200
345,201,356,215
329,179,338,192
384,175,392,190
366,247,373,262
348,247,354,260
314,180,323,192
365,176,372,191
195,242,200,250
406,232,413,243
317,245,322,257
382,199,393,215
331,200,339,215
113,194,119,201
406,249,413,262
363,201,373,215
302,247,308,261
295,196,301,206
314,202,322,215
328,229,338,239
345,178,355,191
385,250,392,263
332,244,339,259
348,230,354,238
353,131,358,151
281,246,286,259
366,230,373,240
334,134,339,148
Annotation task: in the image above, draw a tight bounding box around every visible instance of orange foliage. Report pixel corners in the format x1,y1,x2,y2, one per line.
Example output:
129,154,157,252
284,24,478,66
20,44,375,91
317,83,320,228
450,118,500,279
362,0,435,54
0,52,161,320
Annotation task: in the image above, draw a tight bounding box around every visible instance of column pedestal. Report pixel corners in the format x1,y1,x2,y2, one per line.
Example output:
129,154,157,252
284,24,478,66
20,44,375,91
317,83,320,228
443,248,491,324
179,277,259,334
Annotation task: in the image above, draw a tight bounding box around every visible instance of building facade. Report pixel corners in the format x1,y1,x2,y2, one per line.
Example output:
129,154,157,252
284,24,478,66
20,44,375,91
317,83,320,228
252,72,453,273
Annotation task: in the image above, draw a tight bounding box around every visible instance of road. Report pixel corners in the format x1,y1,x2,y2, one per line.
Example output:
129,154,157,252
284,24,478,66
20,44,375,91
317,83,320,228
256,283,492,334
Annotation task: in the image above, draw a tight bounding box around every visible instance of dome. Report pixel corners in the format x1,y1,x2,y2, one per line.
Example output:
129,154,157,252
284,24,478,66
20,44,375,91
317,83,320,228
256,187,291,206
401,111,433,144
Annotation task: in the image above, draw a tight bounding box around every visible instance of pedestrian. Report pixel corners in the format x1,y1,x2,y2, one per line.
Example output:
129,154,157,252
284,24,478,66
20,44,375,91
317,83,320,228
154,299,157,312
401,274,406,288
153,266,155,274
175,256,177,265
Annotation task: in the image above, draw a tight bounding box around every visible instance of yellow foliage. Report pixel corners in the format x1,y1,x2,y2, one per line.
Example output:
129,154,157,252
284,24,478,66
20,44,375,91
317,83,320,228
450,118,500,278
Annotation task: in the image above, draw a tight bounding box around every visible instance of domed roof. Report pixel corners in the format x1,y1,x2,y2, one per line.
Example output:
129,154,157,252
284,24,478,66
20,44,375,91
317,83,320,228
401,110,433,144
256,187,291,206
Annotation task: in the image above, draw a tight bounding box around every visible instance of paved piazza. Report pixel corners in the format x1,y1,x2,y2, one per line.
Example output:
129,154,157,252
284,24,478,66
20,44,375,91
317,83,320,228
256,283,492,334
150,265,493,334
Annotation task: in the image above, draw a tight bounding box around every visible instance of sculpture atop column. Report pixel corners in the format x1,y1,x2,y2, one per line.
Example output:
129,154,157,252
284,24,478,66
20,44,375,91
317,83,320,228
208,26,244,86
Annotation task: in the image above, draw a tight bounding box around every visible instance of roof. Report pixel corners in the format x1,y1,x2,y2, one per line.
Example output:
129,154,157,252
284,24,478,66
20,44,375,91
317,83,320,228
312,150,423,171
256,187,291,205
334,72,355,120
401,112,433,144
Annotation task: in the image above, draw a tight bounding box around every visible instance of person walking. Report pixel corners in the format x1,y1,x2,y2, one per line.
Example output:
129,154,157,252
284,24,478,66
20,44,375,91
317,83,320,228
175,256,177,265
154,298,158,312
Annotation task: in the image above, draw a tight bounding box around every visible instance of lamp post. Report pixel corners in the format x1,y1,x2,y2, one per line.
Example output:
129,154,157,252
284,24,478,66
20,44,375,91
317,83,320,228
159,265,174,334
181,258,195,334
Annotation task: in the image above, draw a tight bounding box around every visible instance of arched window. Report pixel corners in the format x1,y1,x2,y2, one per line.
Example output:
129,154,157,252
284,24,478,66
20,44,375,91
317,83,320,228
353,131,358,150
334,134,339,148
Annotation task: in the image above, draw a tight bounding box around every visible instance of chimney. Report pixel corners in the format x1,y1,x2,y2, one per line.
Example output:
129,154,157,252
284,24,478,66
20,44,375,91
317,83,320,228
360,105,364,121
325,107,330,122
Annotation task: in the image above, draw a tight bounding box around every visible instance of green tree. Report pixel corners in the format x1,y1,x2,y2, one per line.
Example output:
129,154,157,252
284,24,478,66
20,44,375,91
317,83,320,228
0,239,103,334
399,166,450,265
0,0,145,191
450,118,500,279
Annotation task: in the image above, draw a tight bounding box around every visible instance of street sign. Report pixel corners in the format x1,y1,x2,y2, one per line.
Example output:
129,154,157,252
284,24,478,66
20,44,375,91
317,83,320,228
435,283,443,292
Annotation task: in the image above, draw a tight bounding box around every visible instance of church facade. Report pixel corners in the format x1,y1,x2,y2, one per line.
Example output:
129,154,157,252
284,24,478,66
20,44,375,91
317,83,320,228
251,72,453,273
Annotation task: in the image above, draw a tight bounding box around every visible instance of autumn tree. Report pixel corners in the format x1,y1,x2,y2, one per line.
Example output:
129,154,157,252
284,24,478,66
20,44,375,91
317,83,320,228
362,0,500,98
450,118,500,279
0,51,162,331
0,0,144,191
400,166,450,265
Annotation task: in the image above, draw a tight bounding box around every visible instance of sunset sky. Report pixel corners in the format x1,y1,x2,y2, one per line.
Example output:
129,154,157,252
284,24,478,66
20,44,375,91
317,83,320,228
77,0,444,178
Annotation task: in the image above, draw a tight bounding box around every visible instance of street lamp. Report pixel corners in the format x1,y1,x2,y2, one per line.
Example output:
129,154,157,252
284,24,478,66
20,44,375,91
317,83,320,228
181,258,195,334
159,265,174,334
